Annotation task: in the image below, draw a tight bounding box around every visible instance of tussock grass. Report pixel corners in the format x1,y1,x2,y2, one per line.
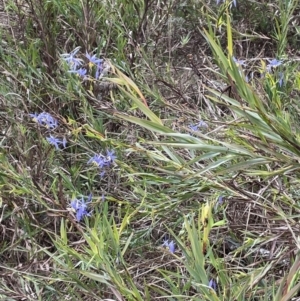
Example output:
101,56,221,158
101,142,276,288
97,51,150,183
1,0,300,300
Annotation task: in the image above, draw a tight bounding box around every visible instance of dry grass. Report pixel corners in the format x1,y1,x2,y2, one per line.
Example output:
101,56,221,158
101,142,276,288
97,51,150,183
1,0,300,300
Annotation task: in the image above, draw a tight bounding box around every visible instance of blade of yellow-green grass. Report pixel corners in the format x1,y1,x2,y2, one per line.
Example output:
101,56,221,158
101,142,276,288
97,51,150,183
188,156,233,177
189,156,272,178
82,124,105,140
84,231,99,255
206,88,287,143
201,202,213,252
148,141,253,155
226,4,233,58
108,63,148,107
274,274,287,301
114,113,173,133
186,151,220,166
121,232,133,257
203,29,230,75
115,66,148,107
184,217,207,283
280,253,300,301
245,165,300,177
280,283,300,301
118,87,163,125
80,271,111,285
213,157,274,176
247,262,274,291
60,218,67,244
107,65,163,125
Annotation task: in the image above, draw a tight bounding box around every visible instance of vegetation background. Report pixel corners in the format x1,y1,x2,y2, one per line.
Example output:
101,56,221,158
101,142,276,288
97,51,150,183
1,0,300,300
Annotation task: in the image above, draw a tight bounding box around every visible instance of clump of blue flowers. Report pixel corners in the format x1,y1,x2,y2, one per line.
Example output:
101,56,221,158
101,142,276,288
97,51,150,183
61,47,104,80
70,194,93,222
231,56,285,87
29,112,66,150
61,47,82,70
46,135,66,150
29,112,58,129
88,149,117,177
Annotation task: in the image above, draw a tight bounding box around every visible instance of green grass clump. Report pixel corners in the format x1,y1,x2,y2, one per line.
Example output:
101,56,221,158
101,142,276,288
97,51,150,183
1,0,300,300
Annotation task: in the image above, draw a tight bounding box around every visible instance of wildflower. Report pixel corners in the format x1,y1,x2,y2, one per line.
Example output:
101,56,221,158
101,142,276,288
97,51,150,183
85,52,102,66
70,194,92,222
189,124,199,131
162,239,176,253
30,112,58,129
88,150,117,169
46,135,66,150
69,67,87,78
267,58,282,72
189,121,208,131
208,279,217,291
88,154,106,168
61,47,83,70
105,149,117,166
218,195,224,205
233,56,246,66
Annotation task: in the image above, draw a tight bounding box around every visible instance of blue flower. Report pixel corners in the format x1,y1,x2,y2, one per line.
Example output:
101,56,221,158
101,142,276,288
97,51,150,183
105,149,117,166
189,121,208,131
61,47,83,70
88,154,106,168
30,112,58,129
267,59,282,72
189,124,199,131
208,279,217,291
70,194,92,222
162,239,176,253
85,52,103,65
69,67,87,78
46,135,66,150
88,150,117,169
215,195,225,211
218,195,224,205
